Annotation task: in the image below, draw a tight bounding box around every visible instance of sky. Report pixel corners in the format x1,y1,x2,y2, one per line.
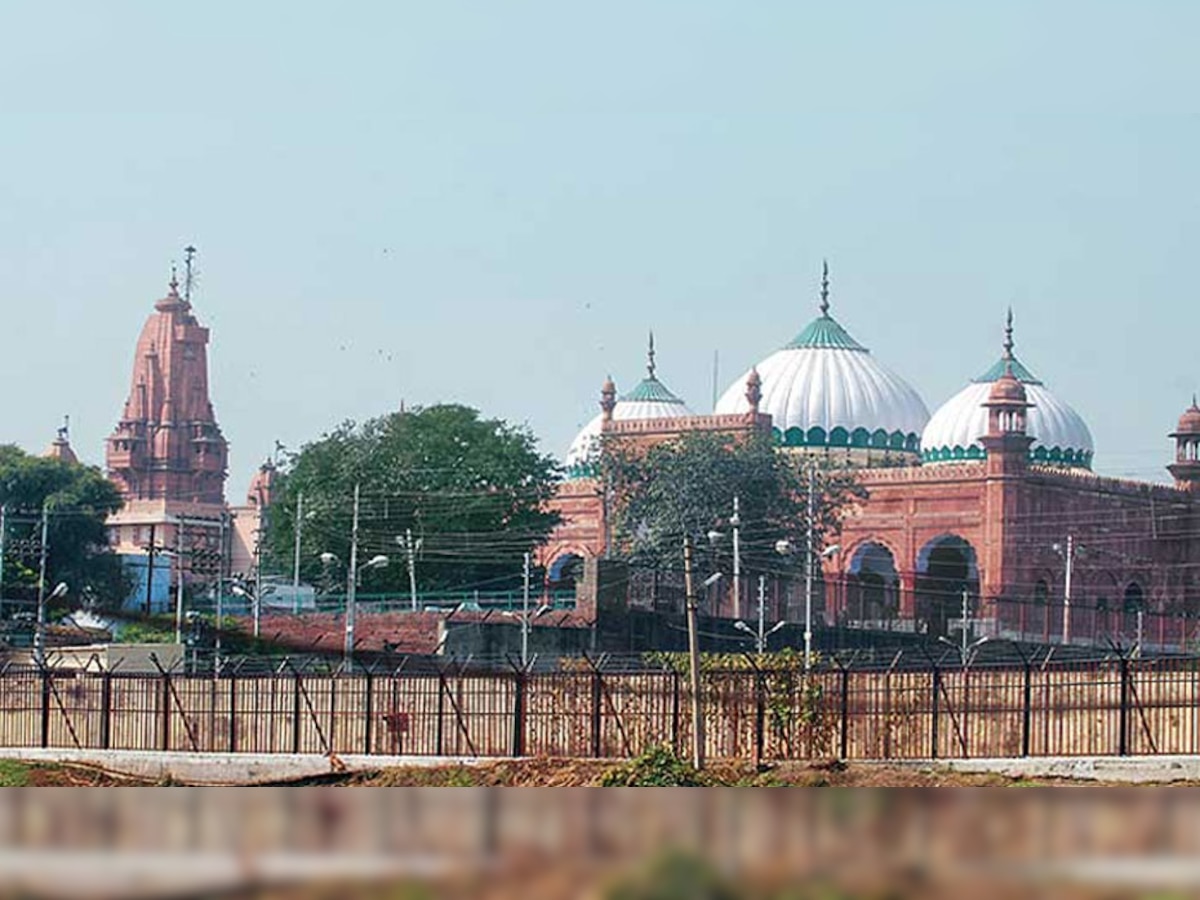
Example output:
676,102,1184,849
1,1,1198,500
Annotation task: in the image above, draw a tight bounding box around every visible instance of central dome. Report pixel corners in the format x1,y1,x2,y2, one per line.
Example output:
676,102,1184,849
714,266,930,459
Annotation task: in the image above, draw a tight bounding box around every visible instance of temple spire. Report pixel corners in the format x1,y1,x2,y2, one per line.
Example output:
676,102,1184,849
647,330,657,379
819,259,830,317
184,245,197,305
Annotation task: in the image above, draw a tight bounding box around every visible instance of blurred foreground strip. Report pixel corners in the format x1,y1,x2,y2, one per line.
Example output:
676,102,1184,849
2,789,1200,898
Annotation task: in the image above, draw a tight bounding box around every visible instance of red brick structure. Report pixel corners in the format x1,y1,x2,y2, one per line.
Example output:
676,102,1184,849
544,284,1200,652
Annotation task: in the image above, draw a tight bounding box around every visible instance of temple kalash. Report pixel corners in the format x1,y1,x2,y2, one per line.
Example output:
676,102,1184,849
540,265,1200,652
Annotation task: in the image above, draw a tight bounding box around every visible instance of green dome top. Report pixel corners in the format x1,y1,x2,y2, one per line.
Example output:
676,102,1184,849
621,376,685,404
784,314,868,352
971,355,1043,385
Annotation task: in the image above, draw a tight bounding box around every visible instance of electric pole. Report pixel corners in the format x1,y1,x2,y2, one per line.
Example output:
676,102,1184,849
683,533,704,769
0,503,7,619
292,492,304,615
344,483,361,670
1063,534,1074,645
731,495,741,620
521,551,531,667
804,467,815,672
33,504,48,667
405,528,418,611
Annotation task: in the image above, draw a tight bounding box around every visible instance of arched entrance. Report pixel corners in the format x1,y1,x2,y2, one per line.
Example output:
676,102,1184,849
846,542,899,628
1123,581,1146,649
916,535,980,638
547,553,585,595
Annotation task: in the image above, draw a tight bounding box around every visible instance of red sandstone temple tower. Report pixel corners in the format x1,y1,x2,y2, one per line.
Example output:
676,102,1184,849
106,272,228,503
105,257,231,608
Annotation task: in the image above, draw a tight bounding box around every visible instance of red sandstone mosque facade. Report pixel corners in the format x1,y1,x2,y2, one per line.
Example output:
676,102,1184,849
542,271,1200,652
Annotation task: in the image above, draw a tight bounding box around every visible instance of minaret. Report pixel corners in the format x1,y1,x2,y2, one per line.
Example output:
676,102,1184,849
979,309,1035,475
1168,396,1200,492
106,256,228,505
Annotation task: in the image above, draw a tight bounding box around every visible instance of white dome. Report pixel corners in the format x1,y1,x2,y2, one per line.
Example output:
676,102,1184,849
921,356,1094,468
565,375,691,477
715,312,930,453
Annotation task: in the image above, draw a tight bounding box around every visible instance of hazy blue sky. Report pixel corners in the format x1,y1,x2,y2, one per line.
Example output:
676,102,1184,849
2,1,1198,499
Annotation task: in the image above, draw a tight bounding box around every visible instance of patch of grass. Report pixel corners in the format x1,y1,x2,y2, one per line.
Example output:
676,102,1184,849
0,760,31,787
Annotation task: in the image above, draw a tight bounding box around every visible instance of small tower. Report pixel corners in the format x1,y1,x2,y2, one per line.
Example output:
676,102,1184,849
1168,397,1200,491
600,376,617,423
745,367,762,414
979,311,1034,474
43,416,79,465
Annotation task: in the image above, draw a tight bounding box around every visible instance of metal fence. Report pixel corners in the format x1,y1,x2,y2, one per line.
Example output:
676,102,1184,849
2,654,1199,760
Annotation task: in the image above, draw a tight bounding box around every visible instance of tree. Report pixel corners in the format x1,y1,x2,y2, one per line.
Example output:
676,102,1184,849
265,405,562,596
0,445,129,613
599,430,864,575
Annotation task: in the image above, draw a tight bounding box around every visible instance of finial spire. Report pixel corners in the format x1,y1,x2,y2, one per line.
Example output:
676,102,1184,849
819,259,830,317
169,263,179,295
57,414,69,443
183,245,197,305
1002,307,1015,375
647,330,657,379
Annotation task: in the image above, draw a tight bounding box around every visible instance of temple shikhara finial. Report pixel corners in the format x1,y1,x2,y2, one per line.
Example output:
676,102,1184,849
819,259,830,317
647,331,657,379
184,244,197,305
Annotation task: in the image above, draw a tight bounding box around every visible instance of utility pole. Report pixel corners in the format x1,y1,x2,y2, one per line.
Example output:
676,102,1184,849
253,516,264,639
405,528,418,611
215,511,226,675
174,516,187,644
756,574,767,655
33,504,48,667
1063,534,1074,645
344,483,361,670
521,551,531,667
292,492,304,615
682,533,704,769
144,523,157,615
804,467,816,672
731,495,741,620
0,503,7,619
959,586,969,661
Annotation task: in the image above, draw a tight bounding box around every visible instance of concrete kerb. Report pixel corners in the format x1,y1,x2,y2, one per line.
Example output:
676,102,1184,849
891,755,1200,784
0,748,491,785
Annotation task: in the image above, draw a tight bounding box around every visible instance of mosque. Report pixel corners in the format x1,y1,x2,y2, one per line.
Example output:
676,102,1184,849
543,266,1200,651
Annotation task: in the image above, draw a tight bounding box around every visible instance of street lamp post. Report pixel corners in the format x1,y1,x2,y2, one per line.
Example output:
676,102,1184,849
776,536,839,672
734,574,786,654
1053,535,1076,644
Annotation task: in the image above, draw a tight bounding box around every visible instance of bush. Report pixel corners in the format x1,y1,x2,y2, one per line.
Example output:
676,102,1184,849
599,745,708,787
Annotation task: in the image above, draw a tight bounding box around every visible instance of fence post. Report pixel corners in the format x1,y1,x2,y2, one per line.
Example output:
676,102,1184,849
839,666,850,761
435,673,446,756
511,669,526,757
100,672,112,751
752,667,766,768
590,670,602,758
1118,657,1131,756
292,672,302,754
364,671,374,756
930,665,940,760
160,672,171,752
40,669,50,749
229,676,237,753
1021,662,1032,758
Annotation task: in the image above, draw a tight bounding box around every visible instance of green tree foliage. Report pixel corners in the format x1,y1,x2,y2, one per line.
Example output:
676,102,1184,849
0,445,129,612
265,405,562,595
599,430,864,574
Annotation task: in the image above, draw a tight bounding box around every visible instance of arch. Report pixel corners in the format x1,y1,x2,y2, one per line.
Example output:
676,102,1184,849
851,427,871,448
870,428,889,448
783,427,804,447
915,534,980,638
1122,581,1147,648
547,552,586,592
829,426,849,447
806,426,827,446
845,540,900,627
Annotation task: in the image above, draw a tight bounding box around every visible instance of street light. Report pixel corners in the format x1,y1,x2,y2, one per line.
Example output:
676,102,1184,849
706,496,742,617
503,602,551,668
735,574,787,655
322,547,389,670
776,539,839,671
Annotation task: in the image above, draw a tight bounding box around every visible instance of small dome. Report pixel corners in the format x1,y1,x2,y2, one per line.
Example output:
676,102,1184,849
715,267,929,455
922,354,1094,468
565,336,692,477
987,371,1027,405
1174,398,1200,436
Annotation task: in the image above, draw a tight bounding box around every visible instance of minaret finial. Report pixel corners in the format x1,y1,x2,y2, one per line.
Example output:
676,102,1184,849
647,330,657,379
819,259,830,317
1002,307,1015,373
57,414,69,443
169,263,179,294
